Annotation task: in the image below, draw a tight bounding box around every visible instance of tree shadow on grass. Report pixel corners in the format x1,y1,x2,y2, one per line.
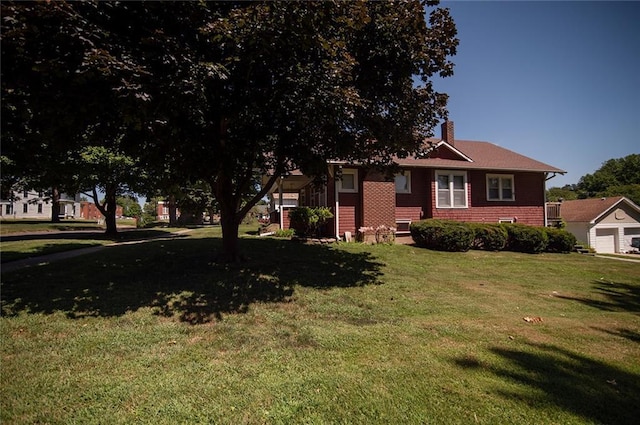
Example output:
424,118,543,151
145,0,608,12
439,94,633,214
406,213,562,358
453,342,640,424
1,237,384,324
557,280,640,313
591,327,640,344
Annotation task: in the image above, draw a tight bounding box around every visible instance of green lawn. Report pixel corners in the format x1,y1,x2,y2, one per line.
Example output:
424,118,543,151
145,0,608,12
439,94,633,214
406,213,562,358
0,218,137,236
1,227,187,263
1,227,639,424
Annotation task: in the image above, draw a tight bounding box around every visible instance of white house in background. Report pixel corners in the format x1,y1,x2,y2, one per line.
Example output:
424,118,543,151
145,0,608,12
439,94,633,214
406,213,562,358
0,189,81,219
558,196,640,254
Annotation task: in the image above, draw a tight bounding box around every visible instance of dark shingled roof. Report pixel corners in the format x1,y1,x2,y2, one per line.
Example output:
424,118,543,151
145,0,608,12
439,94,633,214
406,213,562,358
558,196,626,222
395,139,565,174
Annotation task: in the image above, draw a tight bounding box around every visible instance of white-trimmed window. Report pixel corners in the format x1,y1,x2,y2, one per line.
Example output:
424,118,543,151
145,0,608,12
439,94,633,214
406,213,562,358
338,169,358,193
436,170,468,208
487,174,515,201
395,171,411,194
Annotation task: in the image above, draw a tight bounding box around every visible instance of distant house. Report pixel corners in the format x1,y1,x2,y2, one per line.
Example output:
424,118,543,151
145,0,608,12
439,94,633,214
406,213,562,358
0,189,80,219
550,196,640,253
263,121,566,239
79,201,124,220
156,200,179,221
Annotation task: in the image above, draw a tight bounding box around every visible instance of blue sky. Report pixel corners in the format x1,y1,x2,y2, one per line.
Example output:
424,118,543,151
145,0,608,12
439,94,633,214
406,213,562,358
432,0,640,187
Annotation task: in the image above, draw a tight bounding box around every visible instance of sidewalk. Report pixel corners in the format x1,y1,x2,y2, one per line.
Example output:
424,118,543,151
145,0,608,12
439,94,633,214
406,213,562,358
594,254,640,263
1,228,193,274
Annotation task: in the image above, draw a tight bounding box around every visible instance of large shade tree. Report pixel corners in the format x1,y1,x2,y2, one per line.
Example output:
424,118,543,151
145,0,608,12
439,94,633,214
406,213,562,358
2,1,458,258
138,1,458,260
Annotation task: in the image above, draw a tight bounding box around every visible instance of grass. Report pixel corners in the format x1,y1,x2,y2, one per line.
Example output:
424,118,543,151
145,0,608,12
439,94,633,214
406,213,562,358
0,218,137,236
1,227,639,424
0,218,104,234
1,227,187,263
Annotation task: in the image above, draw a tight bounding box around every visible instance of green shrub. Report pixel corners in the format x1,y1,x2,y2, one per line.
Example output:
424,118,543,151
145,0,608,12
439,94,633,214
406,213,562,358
439,224,475,252
410,219,474,252
470,223,508,251
503,223,548,253
544,227,577,253
410,219,445,248
273,228,295,238
288,207,334,237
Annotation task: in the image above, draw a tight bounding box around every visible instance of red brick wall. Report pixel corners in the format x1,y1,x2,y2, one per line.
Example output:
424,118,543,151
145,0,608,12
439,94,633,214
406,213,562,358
283,209,291,229
338,193,358,235
362,173,395,229
271,209,292,230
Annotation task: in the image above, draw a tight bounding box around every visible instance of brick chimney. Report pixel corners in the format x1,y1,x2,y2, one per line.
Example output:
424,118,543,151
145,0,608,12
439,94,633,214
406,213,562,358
441,120,454,146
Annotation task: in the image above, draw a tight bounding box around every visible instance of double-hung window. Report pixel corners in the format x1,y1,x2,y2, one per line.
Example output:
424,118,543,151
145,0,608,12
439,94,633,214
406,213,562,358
487,174,515,201
436,170,467,208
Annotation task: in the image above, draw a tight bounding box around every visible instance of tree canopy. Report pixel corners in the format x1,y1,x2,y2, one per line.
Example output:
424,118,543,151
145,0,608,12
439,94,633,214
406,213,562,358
1,1,458,259
1,1,150,232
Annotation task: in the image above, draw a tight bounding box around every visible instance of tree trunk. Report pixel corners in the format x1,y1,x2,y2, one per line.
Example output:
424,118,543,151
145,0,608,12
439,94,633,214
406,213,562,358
168,194,177,226
104,189,118,235
92,186,118,236
219,207,242,262
51,186,61,223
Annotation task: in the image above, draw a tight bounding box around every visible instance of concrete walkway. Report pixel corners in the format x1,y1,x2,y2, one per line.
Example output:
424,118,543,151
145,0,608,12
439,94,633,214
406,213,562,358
1,229,193,274
594,254,640,264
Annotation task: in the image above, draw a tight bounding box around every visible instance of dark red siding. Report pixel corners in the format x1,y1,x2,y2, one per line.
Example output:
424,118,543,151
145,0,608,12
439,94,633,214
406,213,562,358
395,168,430,223
429,170,546,226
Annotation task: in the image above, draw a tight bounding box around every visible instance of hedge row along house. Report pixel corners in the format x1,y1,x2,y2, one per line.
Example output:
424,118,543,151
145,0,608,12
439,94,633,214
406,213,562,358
263,121,566,240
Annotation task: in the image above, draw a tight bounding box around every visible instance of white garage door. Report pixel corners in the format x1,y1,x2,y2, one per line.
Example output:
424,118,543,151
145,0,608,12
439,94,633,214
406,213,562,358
595,228,616,253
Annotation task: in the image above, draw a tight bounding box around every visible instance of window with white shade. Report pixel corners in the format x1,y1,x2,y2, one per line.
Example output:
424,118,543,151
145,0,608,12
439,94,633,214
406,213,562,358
436,170,467,208
395,171,411,194
487,174,515,201
338,169,358,193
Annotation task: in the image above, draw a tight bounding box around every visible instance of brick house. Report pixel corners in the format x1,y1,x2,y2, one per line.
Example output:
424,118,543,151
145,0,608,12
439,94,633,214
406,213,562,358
264,122,566,239
79,201,123,220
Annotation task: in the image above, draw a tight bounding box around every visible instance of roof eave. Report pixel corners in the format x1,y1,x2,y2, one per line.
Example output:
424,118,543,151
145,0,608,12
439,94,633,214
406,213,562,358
394,163,566,173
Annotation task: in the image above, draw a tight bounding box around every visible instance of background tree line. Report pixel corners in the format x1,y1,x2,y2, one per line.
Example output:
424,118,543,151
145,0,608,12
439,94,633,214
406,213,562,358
547,154,640,205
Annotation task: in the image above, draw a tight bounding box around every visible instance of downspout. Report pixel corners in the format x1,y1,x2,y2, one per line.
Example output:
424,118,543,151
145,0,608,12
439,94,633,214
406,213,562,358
278,177,284,229
324,180,328,207
543,172,549,227
334,165,340,239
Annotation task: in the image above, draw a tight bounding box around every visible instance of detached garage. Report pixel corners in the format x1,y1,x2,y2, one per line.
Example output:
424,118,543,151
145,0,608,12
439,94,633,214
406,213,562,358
557,196,640,254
